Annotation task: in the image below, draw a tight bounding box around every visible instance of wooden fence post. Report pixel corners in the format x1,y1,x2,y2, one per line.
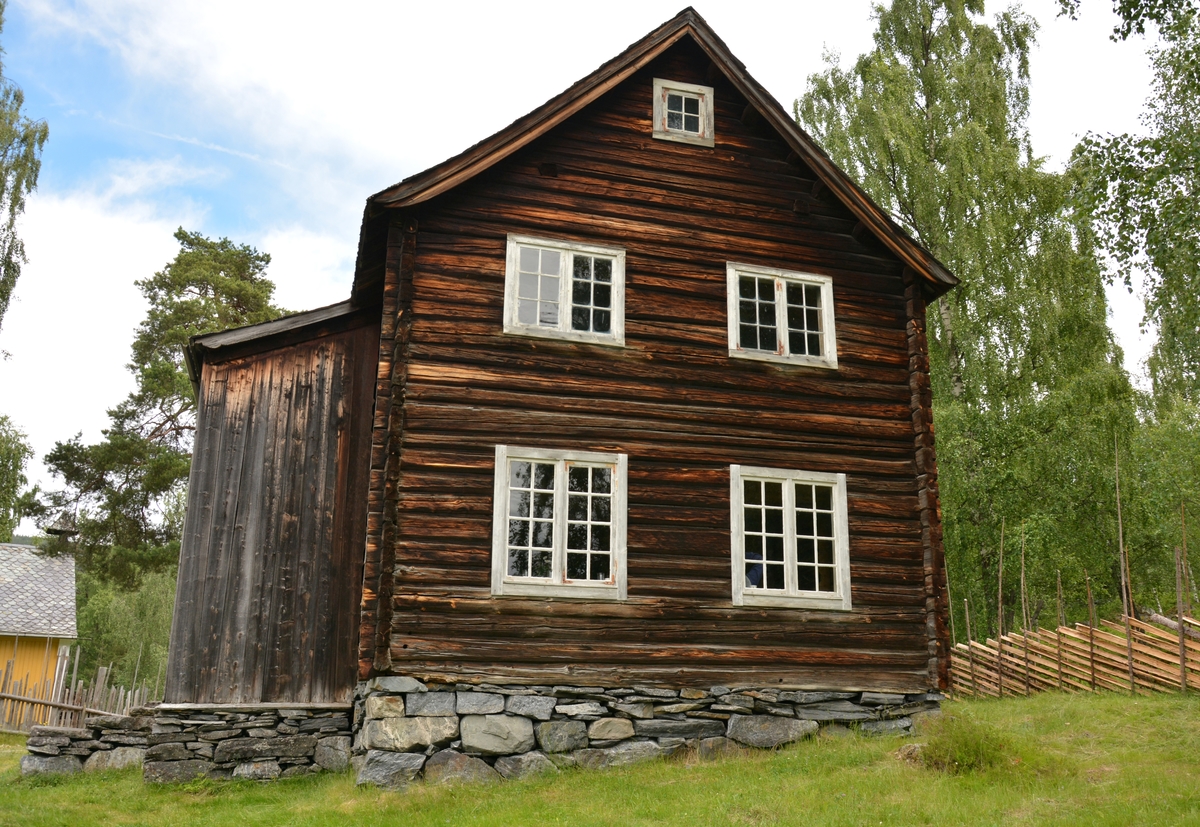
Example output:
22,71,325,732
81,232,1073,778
1056,570,1065,690
964,598,978,696
1177,544,1188,692
1086,571,1097,692
997,518,1005,698
1020,524,1031,696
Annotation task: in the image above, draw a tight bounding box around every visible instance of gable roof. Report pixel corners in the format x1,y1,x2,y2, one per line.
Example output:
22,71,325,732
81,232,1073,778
0,543,77,638
358,6,957,298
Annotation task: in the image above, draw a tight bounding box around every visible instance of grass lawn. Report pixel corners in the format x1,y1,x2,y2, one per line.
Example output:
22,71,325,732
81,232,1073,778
1,691,1198,826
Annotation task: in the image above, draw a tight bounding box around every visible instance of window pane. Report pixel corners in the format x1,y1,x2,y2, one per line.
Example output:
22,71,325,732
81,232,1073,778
510,461,531,489
568,523,587,550
533,463,555,490
593,468,612,494
519,246,540,272
684,97,699,115
745,534,762,560
591,496,610,522
766,564,785,590
744,480,761,505
509,549,528,577
740,324,758,350
573,255,590,280
571,307,590,331
594,259,612,282
797,567,816,591
539,275,558,300
532,521,554,548
746,562,764,588
797,537,815,563
568,494,587,521
818,567,835,592
817,512,834,537
667,111,683,130
519,272,538,299
740,300,757,324
815,485,833,510
667,93,683,111
533,492,554,519
808,333,821,355
739,277,757,299
797,511,814,536
567,552,587,580
593,283,611,309
539,302,559,326
573,280,592,305
744,506,762,532
540,249,560,276
684,114,699,132
568,467,588,492
796,483,813,509
509,490,530,518
765,507,783,534
508,520,529,548
518,299,537,325
758,278,774,300
765,535,784,562
591,524,610,552
764,482,783,507
818,539,834,564
593,310,611,333
591,554,610,581
805,285,821,305
531,550,552,578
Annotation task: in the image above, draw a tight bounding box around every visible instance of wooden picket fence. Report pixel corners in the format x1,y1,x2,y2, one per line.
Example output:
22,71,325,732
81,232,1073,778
0,645,156,732
950,614,1200,697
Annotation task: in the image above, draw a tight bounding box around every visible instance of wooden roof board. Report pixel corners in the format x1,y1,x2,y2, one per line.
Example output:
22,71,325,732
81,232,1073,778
357,7,957,298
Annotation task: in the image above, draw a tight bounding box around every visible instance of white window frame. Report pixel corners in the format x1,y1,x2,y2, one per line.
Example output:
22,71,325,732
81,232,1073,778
491,445,629,600
652,78,715,147
726,263,838,369
503,235,626,347
729,465,851,611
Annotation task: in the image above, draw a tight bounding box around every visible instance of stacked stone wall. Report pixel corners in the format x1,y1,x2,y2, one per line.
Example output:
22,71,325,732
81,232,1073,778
351,678,942,788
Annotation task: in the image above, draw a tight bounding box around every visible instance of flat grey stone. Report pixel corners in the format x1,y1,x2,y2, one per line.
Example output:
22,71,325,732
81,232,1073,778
610,702,654,719
27,735,70,748
85,715,139,730
99,734,149,745
364,696,405,719
726,715,817,749
494,750,558,780
281,764,319,778
560,740,664,770
423,750,500,785
456,692,504,715
315,736,351,772
779,691,858,704
632,686,678,698
536,720,588,753
298,715,348,733
632,719,724,739
860,692,908,706
756,702,796,717
20,754,82,776
654,702,709,713
213,735,318,762
355,750,425,789
710,686,731,696
697,736,742,760
680,688,711,700
233,760,281,780
554,702,606,717
362,717,458,752
587,718,634,741
144,760,213,783
859,717,912,735
367,676,427,694
461,714,535,755
406,691,456,717
505,695,558,721
29,726,93,740
146,742,193,761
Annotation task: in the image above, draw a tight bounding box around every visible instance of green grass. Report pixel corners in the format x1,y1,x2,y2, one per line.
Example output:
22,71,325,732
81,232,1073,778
1,692,1199,826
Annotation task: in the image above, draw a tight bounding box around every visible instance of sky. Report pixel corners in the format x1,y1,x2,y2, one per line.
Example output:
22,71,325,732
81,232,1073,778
0,0,1161,533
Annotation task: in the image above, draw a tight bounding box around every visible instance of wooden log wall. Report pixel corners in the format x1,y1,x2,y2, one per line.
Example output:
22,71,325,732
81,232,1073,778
362,39,948,691
167,312,378,704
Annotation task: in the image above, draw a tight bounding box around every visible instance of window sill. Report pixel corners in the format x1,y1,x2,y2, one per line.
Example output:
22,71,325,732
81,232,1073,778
735,591,852,611
502,325,627,349
651,130,714,148
494,581,625,601
728,348,838,370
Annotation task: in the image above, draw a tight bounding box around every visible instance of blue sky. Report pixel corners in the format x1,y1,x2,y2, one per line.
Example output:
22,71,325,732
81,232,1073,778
0,0,1159,530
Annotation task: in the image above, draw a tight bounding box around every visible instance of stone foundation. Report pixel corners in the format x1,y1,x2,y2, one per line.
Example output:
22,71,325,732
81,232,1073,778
19,705,353,782
349,678,942,788
20,684,940,786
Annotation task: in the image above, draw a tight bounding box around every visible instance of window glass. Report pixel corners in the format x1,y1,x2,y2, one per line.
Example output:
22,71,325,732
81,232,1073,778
727,265,837,368
506,236,625,345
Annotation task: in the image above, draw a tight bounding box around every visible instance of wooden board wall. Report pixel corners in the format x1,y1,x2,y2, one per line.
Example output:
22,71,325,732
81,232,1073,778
364,39,947,692
166,313,379,704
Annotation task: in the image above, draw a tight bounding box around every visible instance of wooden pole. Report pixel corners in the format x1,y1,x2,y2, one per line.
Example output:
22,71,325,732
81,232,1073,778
964,598,979,696
1020,523,1031,696
1176,545,1188,692
1086,571,1097,691
1056,570,1065,690
946,565,957,648
1115,437,1137,695
997,518,1006,698
1184,503,1193,618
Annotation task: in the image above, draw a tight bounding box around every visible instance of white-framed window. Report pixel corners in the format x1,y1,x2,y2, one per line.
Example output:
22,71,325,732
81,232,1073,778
491,445,629,600
652,78,715,147
729,465,851,610
503,235,626,346
726,263,838,369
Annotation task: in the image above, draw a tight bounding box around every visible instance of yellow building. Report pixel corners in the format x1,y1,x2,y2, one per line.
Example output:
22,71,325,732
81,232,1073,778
0,543,76,698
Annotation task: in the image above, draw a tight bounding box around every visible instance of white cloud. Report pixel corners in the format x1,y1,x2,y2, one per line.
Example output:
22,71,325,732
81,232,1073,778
258,225,354,313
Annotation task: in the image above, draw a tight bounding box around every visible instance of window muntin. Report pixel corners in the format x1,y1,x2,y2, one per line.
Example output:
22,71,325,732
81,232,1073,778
727,263,838,369
504,236,625,346
730,465,850,610
652,78,714,147
492,446,628,600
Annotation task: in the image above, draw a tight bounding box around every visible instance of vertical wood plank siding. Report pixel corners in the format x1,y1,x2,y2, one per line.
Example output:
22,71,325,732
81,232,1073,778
367,41,948,690
167,317,378,703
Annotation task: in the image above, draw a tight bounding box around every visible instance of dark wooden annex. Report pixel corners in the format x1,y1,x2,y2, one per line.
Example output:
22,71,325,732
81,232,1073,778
165,302,379,704
166,7,957,707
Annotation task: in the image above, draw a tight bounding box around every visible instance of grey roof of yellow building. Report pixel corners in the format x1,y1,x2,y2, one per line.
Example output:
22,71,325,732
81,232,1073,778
0,543,77,638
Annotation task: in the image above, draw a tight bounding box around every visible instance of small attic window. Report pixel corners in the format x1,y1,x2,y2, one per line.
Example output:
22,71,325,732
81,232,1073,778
653,78,714,147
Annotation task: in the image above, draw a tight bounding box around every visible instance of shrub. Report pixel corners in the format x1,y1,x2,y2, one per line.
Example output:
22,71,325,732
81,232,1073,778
918,713,1015,775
